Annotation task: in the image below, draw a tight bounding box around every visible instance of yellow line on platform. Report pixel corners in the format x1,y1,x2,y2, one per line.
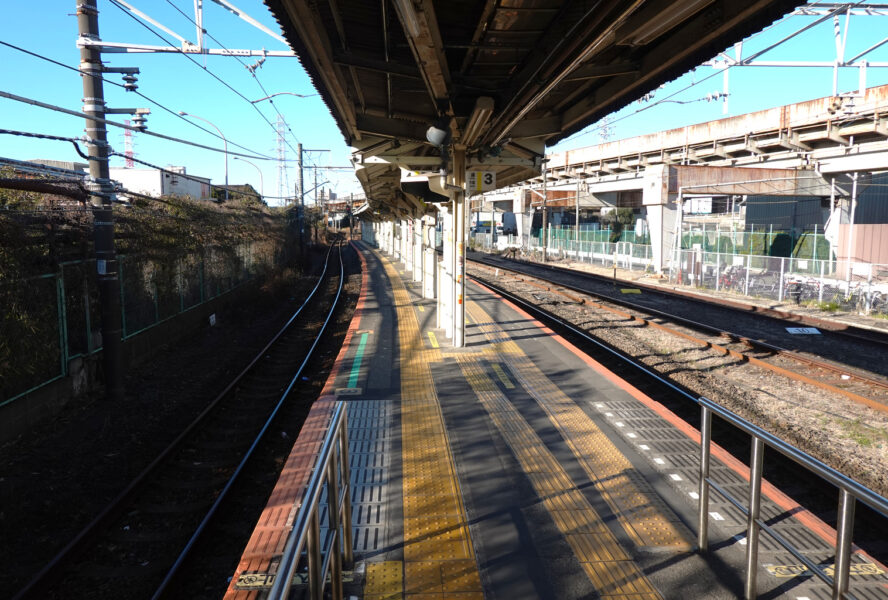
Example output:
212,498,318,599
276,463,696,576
376,250,483,599
491,363,515,389
455,353,660,599
468,301,693,553
427,331,440,348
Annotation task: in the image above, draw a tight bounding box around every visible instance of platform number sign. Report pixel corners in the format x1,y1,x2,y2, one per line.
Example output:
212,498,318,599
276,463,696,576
467,170,495,193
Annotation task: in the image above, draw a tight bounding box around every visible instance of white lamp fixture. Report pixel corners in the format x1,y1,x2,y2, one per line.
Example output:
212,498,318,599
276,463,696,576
461,96,494,147
620,0,715,47
426,120,451,148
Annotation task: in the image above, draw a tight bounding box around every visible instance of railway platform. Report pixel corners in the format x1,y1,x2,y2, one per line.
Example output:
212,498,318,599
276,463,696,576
225,241,888,599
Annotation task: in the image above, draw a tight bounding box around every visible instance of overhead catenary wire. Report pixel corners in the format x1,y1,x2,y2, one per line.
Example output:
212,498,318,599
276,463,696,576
561,0,866,145
108,0,301,161
1,8,364,197
161,0,307,157
0,128,91,161
0,129,306,203
0,92,272,161
159,0,338,188
111,151,312,201
0,130,239,199
0,39,275,161
103,0,327,193
156,0,341,183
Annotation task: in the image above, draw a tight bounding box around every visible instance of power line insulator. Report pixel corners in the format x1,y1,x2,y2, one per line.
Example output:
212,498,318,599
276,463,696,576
122,74,138,92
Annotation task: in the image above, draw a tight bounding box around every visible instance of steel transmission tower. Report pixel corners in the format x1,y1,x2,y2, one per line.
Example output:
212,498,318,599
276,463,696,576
123,119,134,167
276,115,289,204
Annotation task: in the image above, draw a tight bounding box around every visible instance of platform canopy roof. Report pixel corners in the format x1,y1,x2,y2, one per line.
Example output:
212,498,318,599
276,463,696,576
265,0,800,216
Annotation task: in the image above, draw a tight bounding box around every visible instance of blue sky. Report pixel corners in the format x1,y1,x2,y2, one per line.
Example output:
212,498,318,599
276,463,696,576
2,1,888,206
550,2,888,151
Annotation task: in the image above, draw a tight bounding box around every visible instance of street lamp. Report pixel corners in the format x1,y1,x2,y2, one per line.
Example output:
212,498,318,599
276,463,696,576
250,91,319,103
179,111,228,201
233,156,264,201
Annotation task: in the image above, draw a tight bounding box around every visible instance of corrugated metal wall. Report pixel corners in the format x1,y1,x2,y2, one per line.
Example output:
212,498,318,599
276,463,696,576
854,172,888,224
745,195,827,231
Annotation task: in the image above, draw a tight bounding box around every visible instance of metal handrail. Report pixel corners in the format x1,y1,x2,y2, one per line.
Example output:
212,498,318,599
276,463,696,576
470,276,888,600
697,395,888,600
268,401,354,599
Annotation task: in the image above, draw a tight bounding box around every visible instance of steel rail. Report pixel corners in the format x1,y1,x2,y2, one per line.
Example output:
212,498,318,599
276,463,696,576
470,258,888,414
152,242,347,599
472,274,888,600
476,253,888,348
13,241,342,600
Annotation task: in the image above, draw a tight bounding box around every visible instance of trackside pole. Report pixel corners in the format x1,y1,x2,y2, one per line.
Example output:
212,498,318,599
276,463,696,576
78,0,124,401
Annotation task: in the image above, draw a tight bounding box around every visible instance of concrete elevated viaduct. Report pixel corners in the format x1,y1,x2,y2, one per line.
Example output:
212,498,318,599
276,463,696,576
476,84,888,272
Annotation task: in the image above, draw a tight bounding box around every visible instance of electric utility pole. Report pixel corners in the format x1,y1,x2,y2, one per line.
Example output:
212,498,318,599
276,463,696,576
296,143,304,261
78,0,124,401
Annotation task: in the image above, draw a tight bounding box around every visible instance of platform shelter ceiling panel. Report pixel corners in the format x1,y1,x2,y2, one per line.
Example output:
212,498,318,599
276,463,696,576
265,0,801,212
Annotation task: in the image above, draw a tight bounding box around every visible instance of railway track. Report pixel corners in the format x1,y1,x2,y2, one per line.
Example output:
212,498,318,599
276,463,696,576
481,253,888,348
470,255,888,413
13,242,347,600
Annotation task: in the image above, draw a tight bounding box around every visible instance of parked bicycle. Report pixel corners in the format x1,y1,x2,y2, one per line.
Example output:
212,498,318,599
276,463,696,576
783,275,821,305
747,270,781,297
719,265,747,293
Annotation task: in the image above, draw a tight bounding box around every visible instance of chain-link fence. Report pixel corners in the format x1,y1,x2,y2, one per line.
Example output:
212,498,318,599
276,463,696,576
669,248,888,316
680,224,831,262
469,222,887,319
1,241,279,406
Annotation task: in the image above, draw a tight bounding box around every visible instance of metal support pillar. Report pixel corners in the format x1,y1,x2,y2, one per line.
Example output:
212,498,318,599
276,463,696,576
452,148,467,347
698,406,712,552
297,143,305,262
541,160,548,262
78,0,124,401
440,205,453,337
401,219,408,265
405,218,414,274
307,509,322,600
744,437,764,599
423,216,436,299
389,221,394,255
845,172,858,284
413,216,422,283
576,181,581,255
833,488,855,599
326,451,343,600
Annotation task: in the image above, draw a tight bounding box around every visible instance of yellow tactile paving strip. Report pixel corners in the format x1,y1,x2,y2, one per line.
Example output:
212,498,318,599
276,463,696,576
467,301,693,553
455,353,660,599
373,251,483,599
364,561,403,600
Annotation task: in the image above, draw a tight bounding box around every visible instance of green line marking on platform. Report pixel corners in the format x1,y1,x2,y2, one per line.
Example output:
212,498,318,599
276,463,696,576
620,288,642,294
348,332,369,388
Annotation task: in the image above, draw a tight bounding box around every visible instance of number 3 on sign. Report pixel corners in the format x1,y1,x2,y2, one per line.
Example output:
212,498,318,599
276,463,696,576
468,170,496,192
